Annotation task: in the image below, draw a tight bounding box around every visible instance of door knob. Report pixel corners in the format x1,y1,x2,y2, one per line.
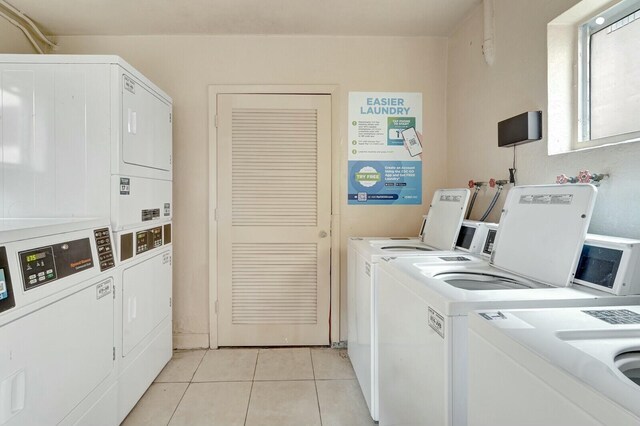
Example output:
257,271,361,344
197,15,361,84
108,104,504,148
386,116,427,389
319,231,328,238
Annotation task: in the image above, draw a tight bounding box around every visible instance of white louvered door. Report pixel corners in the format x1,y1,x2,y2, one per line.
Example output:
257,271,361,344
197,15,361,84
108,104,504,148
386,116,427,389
217,94,332,346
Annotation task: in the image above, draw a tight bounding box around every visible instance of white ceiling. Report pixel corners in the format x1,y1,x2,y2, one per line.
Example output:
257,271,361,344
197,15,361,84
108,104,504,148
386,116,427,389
8,0,481,37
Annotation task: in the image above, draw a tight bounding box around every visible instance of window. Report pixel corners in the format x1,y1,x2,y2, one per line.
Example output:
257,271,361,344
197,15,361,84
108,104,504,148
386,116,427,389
578,0,640,148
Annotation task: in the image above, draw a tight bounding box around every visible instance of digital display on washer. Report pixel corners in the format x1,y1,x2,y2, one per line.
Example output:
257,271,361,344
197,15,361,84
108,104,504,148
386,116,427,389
0,247,16,313
575,245,623,289
456,226,476,250
0,269,8,301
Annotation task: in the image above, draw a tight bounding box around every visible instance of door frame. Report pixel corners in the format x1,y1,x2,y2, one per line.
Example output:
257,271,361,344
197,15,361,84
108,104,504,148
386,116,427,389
208,85,341,349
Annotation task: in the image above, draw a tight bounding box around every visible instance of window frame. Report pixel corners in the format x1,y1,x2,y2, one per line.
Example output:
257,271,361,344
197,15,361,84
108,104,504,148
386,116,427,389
576,0,640,150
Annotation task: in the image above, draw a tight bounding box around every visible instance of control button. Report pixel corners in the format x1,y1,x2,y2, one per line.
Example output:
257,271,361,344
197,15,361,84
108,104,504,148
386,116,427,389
29,274,36,280
98,246,105,253
103,230,110,237
38,272,45,277
104,238,110,244
29,278,37,285
38,276,45,282
46,269,53,274
47,273,54,279
104,246,112,253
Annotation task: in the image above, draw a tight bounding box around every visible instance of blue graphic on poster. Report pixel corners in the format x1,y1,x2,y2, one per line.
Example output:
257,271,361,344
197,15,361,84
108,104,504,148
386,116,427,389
348,161,422,204
348,92,423,205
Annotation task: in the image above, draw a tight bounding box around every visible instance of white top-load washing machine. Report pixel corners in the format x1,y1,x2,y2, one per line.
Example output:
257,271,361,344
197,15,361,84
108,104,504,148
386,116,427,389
467,235,640,426
376,184,640,426
0,218,119,426
0,54,172,231
468,306,640,426
347,188,470,420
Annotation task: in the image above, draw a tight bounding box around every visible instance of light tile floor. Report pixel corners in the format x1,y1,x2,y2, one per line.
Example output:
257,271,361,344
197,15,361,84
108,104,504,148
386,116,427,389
122,347,375,426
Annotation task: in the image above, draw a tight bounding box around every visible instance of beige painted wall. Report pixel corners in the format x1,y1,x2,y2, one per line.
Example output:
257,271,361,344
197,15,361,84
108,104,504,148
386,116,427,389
0,18,37,52
55,35,449,347
447,0,640,238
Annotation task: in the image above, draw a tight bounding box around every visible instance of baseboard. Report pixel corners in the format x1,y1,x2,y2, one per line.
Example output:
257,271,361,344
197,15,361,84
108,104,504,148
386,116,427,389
173,333,210,349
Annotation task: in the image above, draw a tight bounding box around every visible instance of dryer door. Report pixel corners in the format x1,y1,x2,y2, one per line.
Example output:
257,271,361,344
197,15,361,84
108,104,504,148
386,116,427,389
122,250,172,357
122,73,172,173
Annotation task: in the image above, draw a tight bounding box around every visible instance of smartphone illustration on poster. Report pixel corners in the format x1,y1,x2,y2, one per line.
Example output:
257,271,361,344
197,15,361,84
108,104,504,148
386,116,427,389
401,127,423,157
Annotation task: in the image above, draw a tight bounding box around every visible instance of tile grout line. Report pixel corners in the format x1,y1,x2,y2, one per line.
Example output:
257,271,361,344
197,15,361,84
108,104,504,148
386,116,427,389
243,349,260,426
165,382,190,426
189,349,209,382
165,349,208,425
310,348,324,426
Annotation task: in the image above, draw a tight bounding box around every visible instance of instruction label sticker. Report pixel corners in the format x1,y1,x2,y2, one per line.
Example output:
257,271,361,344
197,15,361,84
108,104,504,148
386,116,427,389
520,194,573,205
440,194,462,202
428,307,445,338
123,75,136,94
348,92,423,205
120,178,130,195
96,280,112,300
163,253,172,265
164,203,171,216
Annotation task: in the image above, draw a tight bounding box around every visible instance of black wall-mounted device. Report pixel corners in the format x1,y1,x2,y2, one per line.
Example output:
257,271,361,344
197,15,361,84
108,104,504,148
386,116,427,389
498,111,542,147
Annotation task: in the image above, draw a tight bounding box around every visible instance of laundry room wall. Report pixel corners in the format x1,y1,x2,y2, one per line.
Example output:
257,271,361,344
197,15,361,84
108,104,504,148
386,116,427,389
447,0,640,239
53,35,449,347
0,18,36,52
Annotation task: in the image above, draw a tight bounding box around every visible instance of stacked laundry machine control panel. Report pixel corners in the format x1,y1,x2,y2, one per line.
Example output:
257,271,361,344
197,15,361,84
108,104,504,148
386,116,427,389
19,238,94,290
94,228,116,271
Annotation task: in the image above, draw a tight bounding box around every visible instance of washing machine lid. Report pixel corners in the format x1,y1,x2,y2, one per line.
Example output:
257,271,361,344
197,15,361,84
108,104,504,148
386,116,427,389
490,184,597,287
421,188,471,251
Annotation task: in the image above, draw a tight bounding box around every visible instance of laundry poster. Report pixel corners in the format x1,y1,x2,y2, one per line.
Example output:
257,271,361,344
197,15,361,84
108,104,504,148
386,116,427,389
348,92,423,205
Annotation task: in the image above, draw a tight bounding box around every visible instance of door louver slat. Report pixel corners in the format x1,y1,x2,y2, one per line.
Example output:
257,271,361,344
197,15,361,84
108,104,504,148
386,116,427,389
232,243,318,325
231,108,318,227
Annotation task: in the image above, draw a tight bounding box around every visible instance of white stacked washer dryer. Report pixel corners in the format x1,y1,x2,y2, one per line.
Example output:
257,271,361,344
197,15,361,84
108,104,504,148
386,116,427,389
0,218,118,425
0,55,174,422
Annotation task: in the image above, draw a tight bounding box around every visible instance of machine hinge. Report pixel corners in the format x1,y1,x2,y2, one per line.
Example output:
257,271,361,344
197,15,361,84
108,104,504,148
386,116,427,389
169,297,172,308
113,347,116,361
215,300,219,314
169,112,172,123
169,154,172,165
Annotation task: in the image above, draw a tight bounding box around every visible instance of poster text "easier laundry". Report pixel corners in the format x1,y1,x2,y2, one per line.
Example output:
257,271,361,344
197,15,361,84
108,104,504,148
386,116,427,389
360,97,411,115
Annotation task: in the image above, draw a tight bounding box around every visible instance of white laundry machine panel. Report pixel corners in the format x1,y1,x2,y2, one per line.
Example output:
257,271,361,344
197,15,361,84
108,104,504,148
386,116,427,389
376,184,640,426
468,306,640,426
0,218,118,426
113,222,172,423
111,176,172,230
0,55,172,230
